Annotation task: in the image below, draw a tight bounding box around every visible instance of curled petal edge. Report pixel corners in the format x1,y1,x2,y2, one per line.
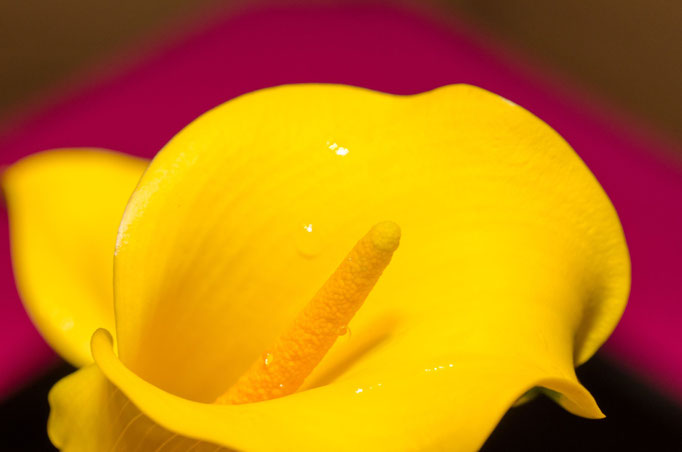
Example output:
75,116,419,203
48,329,603,452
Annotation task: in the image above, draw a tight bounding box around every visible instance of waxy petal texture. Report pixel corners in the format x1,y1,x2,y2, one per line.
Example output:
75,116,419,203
2,150,148,365
47,84,632,450
49,329,601,451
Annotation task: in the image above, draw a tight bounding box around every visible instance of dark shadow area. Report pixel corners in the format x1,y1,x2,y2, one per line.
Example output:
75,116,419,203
0,362,74,451
483,355,682,450
1,354,681,450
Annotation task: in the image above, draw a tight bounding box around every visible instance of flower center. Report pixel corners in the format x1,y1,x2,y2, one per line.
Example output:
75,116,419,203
215,221,401,405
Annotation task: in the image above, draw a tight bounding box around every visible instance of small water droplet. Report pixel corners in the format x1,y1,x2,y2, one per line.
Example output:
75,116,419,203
337,326,348,336
263,352,273,366
294,222,322,258
355,388,364,394
326,141,350,156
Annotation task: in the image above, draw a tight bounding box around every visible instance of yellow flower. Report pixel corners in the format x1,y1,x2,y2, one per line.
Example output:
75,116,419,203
3,84,630,451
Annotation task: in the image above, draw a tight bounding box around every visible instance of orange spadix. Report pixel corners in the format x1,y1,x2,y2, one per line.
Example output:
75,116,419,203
216,221,401,405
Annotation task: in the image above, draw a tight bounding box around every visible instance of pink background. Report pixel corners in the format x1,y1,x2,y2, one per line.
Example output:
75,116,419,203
1,4,681,400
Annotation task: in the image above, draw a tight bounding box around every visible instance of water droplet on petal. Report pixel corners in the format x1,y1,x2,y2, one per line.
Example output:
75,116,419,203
295,222,321,258
264,352,273,366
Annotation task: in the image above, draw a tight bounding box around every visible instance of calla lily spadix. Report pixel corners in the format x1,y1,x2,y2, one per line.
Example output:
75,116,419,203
2,84,630,451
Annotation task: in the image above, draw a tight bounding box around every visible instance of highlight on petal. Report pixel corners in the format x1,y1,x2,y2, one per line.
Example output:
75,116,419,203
98,83,630,450
2,149,148,366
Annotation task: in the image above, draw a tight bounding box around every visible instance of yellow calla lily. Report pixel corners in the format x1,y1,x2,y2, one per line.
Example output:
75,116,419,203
4,84,629,451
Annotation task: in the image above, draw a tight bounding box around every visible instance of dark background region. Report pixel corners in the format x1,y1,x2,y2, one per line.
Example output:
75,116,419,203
1,355,681,451
1,0,681,145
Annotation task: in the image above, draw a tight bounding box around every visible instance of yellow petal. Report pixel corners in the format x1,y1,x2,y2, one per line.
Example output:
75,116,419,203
114,84,628,398
47,354,224,452
96,84,629,449
48,328,602,451
2,149,148,366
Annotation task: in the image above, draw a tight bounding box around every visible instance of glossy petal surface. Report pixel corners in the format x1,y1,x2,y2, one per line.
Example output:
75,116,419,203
82,84,631,450
2,150,148,366
48,325,604,451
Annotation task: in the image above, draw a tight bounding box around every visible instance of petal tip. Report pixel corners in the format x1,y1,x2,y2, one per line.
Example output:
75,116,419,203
538,378,605,419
